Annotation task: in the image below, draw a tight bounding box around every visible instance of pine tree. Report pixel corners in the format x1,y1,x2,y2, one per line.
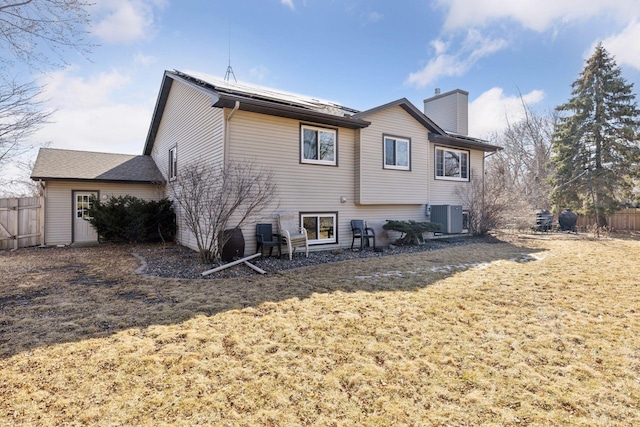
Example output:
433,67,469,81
549,43,640,225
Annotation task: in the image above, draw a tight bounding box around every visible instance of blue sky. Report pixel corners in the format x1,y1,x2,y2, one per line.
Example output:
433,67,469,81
7,0,640,187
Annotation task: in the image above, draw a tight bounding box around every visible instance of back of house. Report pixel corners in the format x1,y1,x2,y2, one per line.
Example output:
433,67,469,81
143,71,500,255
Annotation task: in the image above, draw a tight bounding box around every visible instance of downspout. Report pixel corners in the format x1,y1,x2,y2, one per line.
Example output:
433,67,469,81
224,101,240,165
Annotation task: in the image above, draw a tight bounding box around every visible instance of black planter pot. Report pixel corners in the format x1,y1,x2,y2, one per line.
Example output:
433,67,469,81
221,228,245,262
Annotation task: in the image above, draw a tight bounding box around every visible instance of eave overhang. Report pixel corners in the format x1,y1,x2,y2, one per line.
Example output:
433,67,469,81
428,133,501,152
29,177,166,185
211,92,370,129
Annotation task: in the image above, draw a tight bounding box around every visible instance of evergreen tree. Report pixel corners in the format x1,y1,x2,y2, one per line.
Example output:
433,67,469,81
549,43,640,225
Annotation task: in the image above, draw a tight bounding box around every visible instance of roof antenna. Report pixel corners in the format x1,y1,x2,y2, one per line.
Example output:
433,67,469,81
224,24,237,83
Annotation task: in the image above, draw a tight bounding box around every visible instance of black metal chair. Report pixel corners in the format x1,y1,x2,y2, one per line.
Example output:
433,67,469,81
256,223,281,257
350,220,375,251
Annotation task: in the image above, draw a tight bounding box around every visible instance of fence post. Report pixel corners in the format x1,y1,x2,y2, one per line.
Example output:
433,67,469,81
10,198,18,250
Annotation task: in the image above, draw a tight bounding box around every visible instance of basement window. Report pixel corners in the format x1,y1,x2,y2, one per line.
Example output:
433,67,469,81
301,212,337,244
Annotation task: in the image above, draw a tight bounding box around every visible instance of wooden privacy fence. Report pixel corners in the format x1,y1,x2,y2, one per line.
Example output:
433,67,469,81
576,208,640,231
0,196,43,250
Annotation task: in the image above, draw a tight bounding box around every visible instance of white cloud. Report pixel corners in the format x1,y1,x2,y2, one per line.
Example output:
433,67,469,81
281,0,295,10
133,52,158,67
249,65,269,82
602,21,640,70
407,0,640,93
407,30,508,88
32,68,154,154
431,39,448,56
39,68,131,108
469,87,545,138
93,0,166,44
364,11,383,24
435,0,640,32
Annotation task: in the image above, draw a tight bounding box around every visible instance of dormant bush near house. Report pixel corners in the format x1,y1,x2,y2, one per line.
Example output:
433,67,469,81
169,161,277,263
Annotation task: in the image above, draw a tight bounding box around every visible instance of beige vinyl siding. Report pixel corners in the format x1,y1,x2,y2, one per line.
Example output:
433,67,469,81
424,90,468,135
225,110,428,252
43,181,163,245
150,81,225,180
357,106,429,205
429,145,484,207
149,79,225,250
425,94,457,132
354,128,361,200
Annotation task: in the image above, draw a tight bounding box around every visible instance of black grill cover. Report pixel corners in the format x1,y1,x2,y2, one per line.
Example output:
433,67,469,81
558,209,577,232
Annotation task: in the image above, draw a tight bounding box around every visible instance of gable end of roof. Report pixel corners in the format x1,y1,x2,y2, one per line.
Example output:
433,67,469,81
353,98,447,135
143,70,370,155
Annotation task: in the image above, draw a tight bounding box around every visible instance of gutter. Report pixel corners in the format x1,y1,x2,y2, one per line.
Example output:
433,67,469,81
213,92,370,129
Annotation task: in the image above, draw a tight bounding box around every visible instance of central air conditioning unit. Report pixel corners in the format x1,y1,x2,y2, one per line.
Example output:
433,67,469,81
430,205,463,234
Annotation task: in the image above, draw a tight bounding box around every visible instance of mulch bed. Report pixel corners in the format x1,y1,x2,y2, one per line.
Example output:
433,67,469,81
137,236,485,279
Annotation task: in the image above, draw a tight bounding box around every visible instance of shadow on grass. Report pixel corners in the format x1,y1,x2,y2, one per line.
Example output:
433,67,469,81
0,237,545,358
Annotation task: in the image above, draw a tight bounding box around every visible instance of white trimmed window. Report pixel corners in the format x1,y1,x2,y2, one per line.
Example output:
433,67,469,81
301,125,337,166
301,213,337,244
435,147,469,181
384,136,410,170
169,146,177,180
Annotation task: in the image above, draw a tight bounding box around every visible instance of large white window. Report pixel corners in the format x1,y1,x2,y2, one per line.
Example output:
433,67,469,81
384,136,410,170
301,125,337,166
435,147,469,181
301,213,337,244
168,146,177,180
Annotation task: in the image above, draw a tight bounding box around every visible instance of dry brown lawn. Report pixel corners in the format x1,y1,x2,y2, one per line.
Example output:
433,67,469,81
1,234,639,426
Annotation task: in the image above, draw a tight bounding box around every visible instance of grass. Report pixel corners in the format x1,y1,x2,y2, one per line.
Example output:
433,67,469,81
1,234,639,426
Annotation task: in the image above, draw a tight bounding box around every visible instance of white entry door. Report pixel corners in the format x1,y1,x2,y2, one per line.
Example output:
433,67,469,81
73,192,98,244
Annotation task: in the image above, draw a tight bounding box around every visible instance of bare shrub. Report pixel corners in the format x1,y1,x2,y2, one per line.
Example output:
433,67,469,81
587,224,614,239
169,161,277,264
456,174,505,236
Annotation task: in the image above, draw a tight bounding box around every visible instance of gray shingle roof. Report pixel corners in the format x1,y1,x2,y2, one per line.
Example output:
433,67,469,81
31,148,165,183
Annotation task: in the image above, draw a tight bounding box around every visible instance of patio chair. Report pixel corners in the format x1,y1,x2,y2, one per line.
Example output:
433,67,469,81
351,220,376,251
256,223,281,257
277,212,308,260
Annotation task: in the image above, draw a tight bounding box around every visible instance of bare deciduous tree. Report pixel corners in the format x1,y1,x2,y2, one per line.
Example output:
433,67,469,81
0,0,93,190
456,172,505,236
170,161,278,264
0,80,53,164
484,97,556,227
0,0,93,69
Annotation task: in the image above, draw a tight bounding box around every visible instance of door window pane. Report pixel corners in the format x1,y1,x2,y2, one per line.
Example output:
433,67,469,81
76,195,93,220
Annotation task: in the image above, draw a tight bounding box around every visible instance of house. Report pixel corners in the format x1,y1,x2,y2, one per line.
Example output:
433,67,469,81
30,149,164,245
31,70,499,252
142,71,499,253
